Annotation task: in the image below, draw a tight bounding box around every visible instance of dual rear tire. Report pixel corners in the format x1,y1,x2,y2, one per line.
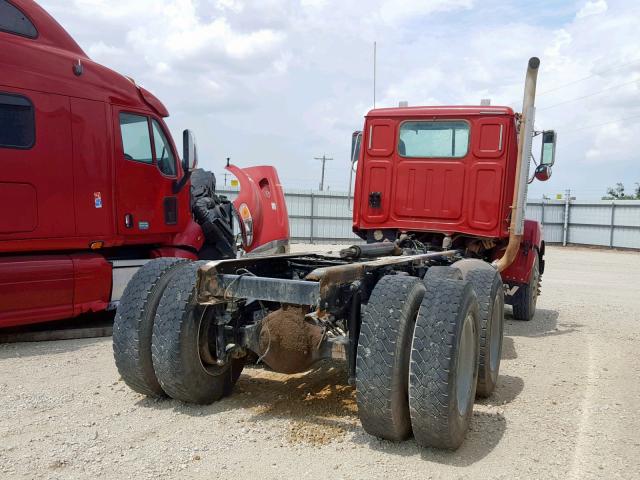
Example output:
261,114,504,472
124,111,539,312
409,277,480,449
452,259,505,397
152,261,245,404
113,259,244,404
113,258,190,397
356,271,484,449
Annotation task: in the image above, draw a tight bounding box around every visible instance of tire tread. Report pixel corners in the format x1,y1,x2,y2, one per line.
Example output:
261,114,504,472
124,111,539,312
113,258,190,397
356,275,425,441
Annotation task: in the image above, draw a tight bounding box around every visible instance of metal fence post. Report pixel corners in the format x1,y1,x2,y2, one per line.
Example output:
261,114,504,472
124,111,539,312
609,201,616,248
562,189,570,246
309,192,315,244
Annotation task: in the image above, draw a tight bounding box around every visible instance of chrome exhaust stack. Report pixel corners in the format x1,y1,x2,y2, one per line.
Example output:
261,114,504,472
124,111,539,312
495,57,540,272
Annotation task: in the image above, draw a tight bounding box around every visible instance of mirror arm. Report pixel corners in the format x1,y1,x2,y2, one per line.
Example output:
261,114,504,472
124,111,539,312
172,170,192,194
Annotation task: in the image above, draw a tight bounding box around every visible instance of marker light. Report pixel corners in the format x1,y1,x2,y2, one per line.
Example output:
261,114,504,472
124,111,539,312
238,203,254,247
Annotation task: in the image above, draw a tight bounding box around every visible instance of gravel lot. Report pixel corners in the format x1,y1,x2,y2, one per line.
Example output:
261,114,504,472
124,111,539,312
1,245,639,479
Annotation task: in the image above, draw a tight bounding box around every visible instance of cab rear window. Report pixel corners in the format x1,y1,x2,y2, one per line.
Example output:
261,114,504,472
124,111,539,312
399,121,469,158
0,0,38,38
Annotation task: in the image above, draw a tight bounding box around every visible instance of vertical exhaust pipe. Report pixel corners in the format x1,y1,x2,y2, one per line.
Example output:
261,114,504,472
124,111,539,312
495,57,540,272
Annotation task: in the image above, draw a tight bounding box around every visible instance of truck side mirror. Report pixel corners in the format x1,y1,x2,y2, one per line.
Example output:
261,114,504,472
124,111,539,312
173,129,198,194
182,129,198,173
540,130,556,166
351,131,362,172
347,131,363,210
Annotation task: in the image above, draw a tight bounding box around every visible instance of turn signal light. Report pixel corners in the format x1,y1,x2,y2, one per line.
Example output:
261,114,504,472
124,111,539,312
238,203,254,247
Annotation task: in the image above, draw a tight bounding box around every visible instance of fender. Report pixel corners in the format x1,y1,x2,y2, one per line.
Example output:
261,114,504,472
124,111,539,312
171,219,205,253
150,247,199,260
226,165,290,254
499,219,543,284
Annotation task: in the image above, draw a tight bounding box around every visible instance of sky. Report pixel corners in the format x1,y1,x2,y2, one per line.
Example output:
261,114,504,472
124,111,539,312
40,0,640,199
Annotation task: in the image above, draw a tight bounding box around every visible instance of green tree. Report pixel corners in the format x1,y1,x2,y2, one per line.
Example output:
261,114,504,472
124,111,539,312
602,182,640,200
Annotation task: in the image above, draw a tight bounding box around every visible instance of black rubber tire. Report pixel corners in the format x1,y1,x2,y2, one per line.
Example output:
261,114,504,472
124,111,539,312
190,168,236,260
453,259,504,398
425,265,463,281
192,197,236,259
190,168,216,200
152,262,245,404
512,250,540,321
409,277,480,450
113,258,191,397
355,275,426,441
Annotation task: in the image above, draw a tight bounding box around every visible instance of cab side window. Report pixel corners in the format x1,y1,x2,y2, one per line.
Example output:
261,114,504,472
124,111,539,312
0,93,35,149
0,0,38,38
119,113,153,164
151,119,176,176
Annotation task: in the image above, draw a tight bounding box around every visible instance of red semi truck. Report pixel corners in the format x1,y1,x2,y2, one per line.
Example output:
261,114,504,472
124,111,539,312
114,54,556,450
0,0,289,328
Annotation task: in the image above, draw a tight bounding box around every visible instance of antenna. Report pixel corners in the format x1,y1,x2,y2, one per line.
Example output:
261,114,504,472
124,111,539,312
373,41,377,108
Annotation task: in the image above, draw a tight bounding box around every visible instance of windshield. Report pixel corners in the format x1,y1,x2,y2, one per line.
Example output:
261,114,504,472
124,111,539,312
152,119,177,176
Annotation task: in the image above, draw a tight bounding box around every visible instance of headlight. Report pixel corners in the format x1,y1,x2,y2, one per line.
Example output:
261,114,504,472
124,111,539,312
238,203,253,246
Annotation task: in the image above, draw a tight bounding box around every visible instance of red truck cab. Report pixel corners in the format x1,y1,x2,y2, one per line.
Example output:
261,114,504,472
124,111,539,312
353,106,518,241
0,0,289,327
351,102,556,318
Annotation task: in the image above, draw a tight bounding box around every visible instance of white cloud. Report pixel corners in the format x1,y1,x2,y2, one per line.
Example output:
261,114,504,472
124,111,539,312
576,0,608,19
39,0,640,196
585,122,633,161
215,0,244,13
375,0,474,25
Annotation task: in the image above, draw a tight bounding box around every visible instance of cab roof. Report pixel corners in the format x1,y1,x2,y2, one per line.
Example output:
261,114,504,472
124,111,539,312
367,105,515,117
2,0,169,117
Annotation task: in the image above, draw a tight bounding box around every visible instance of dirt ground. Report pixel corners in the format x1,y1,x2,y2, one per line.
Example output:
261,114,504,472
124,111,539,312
1,245,639,479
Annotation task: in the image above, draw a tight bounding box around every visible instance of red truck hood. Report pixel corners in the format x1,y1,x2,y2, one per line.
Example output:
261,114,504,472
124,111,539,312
227,165,290,254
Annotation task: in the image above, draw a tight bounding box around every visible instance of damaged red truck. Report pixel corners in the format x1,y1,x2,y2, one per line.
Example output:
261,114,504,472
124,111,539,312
113,57,556,449
0,0,289,328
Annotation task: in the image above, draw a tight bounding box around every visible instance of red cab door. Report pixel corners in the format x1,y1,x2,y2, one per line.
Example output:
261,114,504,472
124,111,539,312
113,109,186,239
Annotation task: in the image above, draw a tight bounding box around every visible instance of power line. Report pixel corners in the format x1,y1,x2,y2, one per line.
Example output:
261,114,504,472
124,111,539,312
538,78,639,111
314,154,333,191
557,113,640,135
537,58,640,96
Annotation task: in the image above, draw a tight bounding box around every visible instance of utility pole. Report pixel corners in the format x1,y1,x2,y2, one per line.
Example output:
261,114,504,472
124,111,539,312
314,154,333,191
223,158,230,187
562,189,571,247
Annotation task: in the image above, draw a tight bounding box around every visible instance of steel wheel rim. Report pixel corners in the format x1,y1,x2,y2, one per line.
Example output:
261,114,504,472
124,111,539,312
456,312,476,416
489,295,502,373
197,306,226,377
530,261,540,312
